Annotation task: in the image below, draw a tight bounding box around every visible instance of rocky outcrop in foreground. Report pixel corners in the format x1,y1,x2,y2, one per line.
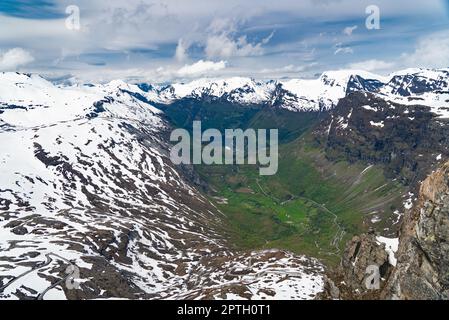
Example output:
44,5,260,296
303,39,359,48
335,161,449,299
382,161,449,299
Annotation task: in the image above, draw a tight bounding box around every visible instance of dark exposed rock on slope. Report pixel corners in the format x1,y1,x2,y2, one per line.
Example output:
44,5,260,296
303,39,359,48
315,92,449,186
341,233,392,294
322,232,393,300
315,91,449,299
382,161,449,299
335,161,449,300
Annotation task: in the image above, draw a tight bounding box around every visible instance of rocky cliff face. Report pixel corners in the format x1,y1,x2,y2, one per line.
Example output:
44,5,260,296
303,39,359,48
335,161,449,300
315,92,449,186
341,233,392,295
382,161,449,299
322,232,393,300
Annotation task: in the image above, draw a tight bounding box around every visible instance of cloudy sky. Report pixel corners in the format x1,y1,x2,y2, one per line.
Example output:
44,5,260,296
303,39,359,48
1,0,449,83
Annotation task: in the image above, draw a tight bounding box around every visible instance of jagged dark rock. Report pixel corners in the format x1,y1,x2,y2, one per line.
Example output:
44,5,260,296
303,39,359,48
338,232,392,298
382,161,449,300
338,161,449,300
316,92,449,186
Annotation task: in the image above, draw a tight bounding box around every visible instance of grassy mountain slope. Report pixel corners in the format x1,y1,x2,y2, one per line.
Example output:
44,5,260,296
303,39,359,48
197,133,405,265
155,99,321,143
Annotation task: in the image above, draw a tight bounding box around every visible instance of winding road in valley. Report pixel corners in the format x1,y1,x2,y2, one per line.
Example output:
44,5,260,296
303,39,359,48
0,253,79,300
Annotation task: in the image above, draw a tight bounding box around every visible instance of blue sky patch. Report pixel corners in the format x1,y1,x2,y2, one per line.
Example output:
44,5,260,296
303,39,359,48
0,0,64,19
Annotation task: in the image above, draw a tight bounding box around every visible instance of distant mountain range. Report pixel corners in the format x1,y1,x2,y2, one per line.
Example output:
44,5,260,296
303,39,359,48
141,68,449,117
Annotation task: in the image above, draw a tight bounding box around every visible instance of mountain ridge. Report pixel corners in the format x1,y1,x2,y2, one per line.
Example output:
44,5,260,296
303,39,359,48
134,67,449,116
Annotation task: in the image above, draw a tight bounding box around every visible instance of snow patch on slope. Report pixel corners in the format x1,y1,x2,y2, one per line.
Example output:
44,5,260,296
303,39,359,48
376,236,399,266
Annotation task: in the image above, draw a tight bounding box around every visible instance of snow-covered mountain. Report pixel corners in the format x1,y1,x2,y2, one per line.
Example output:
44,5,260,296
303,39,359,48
0,72,324,300
143,73,364,111
377,68,449,118
144,77,276,106
279,70,387,111
142,68,449,117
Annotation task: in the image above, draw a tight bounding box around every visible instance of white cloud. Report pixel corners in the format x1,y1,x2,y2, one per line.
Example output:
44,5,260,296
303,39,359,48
401,30,449,69
0,48,35,71
205,33,273,58
175,39,189,62
177,60,226,76
259,63,317,75
57,59,228,83
347,30,449,72
343,25,357,36
207,17,238,34
204,18,274,59
348,59,395,72
0,0,446,81
334,44,353,55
